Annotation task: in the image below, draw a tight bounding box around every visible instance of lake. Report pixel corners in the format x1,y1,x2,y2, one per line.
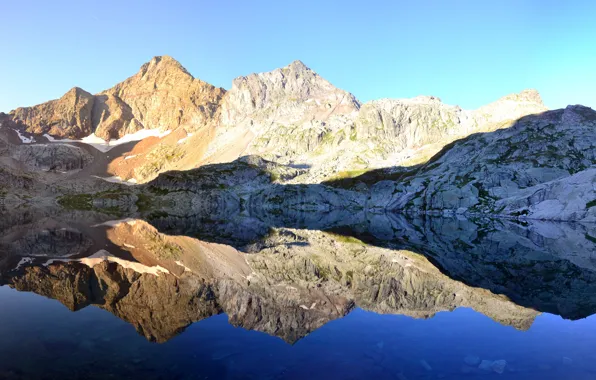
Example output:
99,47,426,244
1,209,595,379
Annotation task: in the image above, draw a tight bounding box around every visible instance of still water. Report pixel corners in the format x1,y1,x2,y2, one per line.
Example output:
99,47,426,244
1,209,595,379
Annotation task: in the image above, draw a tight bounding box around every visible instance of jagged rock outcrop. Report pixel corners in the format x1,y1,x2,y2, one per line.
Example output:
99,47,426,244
353,89,546,153
474,89,547,124
8,87,95,139
11,143,93,172
359,105,596,222
4,56,226,141
91,94,141,140
203,60,361,163
147,155,300,193
97,55,226,139
204,66,548,184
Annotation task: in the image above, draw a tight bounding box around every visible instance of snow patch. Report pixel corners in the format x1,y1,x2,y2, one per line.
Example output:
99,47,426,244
14,129,33,143
44,129,171,153
91,218,137,228
42,250,169,276
42,259,64,267
81,250,170,275
92,175,137,186
15,257,33,270
177,133,194,145
175,261,192,272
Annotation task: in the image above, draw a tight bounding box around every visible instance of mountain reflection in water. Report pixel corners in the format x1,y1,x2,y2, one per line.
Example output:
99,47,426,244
1,208,596,379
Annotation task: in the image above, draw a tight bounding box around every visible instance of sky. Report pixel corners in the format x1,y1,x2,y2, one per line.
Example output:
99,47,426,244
1,0,595,112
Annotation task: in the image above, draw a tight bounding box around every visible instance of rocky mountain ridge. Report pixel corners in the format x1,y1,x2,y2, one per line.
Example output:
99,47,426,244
1,56,547,184
1,56,594,223
2,56,225,140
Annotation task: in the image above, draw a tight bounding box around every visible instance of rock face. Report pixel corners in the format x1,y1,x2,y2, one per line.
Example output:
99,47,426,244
203,61,546,183
4,56,226,141
11,143,93,172
1,56,594,223
354,96,470,149
358,105,596,222
9,87,95,139
91,94,141,140
97,56,226,139
354,89,546,153
203,60,361,163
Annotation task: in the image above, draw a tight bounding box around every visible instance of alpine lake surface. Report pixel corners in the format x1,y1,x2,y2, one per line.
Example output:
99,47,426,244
1,209,596,380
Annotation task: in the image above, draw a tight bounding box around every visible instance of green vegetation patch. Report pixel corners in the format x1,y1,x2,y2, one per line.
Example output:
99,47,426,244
136,193,154,212
325,169,369,182
136,145,184,180
146,235,183,260
57,194,93,210
586,199,596,209
324,166,422,190
324,232,364,245
57,190,130,216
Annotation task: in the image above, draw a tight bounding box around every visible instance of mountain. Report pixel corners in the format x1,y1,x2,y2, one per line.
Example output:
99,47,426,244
4,56,225,140
96,55,225,140
203,62,546,184
358,105,596,222
0,56,594,223
6,87,95,139
202,60,361,165
0,57,547,185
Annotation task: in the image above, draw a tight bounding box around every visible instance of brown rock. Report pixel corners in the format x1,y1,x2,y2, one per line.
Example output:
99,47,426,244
6,56,226,141
91,94,142,140
99,55,226,136
10,87,94,139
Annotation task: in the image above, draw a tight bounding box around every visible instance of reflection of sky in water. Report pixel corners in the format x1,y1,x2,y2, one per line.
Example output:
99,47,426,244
2,285,596,380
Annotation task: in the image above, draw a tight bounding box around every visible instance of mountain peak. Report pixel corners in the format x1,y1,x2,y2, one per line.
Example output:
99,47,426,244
518,89,543,104
138,55,191,78
149,55,180,66
498,89,544,105
65,86,92,98
285,60,310,71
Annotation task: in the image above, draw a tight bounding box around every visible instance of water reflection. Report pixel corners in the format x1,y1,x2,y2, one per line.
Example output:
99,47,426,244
1,207,596,379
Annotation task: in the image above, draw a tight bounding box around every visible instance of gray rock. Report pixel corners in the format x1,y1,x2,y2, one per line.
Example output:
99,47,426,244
365,105,596,222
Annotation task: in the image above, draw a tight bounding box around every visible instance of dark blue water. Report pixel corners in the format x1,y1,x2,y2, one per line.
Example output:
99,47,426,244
2,285,596,380
2,213,596,379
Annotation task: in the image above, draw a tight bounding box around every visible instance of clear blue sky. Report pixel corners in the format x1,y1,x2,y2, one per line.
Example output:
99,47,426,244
1,0,595,112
